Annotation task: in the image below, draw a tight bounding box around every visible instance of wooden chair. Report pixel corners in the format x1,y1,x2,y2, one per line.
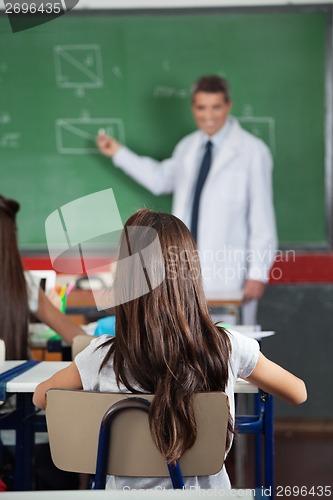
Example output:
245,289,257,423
71,334,94,359
45,389,229,489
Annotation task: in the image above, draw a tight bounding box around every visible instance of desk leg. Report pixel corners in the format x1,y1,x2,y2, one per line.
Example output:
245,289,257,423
235,394,247,487
264,395,274,499
15,393,35,491
255,393,262,488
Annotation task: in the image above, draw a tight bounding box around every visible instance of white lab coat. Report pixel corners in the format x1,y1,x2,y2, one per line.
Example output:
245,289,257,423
113,117,277,305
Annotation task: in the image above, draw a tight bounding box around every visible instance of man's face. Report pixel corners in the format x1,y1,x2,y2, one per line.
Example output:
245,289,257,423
192,92,232,136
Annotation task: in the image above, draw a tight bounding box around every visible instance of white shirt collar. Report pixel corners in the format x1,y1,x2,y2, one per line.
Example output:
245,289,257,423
199,116,232,150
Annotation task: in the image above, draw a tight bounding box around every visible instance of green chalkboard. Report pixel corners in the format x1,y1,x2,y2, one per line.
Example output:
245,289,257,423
0,9,327,249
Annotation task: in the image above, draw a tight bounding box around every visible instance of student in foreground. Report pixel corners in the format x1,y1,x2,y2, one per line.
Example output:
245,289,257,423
33,209,306,490
0,194,86,360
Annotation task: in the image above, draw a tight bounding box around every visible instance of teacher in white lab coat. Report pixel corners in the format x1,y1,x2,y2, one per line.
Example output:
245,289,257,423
96,75,277,324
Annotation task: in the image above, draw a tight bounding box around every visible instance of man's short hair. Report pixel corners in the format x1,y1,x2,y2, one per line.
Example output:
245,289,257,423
191,75,231,102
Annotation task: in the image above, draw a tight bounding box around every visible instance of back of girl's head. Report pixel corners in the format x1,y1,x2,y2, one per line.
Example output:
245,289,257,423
0,195,20,251
116,208,207,321
104,209,232,463
0,195,20,222
0,194,28,359
0,194,21,275
113,210,211,375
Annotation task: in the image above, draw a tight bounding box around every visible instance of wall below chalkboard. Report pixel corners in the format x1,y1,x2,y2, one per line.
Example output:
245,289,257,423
258,284,333,419
0,7,328,248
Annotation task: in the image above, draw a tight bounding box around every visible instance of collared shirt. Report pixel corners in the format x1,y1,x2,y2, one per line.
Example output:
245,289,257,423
198,116,232,165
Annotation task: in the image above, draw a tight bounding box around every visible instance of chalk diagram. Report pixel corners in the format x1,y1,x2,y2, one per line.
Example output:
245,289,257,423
153,85,188,99
0,112,21,148
0,132,21,148
238,106,276,155
54,44,103,89
55,117,125,154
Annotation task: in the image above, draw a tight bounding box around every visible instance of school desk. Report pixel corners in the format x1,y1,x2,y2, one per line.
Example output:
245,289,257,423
65,289,243,325
0,362,273,496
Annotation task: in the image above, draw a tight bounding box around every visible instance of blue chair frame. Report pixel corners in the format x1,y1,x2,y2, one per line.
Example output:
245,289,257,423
94,397,184,489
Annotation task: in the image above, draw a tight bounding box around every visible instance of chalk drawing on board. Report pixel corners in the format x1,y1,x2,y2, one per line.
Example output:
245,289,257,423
0,132,21,148
54,45,103,89
0,63,8,82
0,112,11,124
238,116,276,155
55,117,125,154
153,85,188,99
162,60,170,72
112,66,122,78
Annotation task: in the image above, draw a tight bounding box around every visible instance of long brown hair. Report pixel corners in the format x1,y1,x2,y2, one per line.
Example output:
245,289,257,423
0,195,29,359
100,209,232,463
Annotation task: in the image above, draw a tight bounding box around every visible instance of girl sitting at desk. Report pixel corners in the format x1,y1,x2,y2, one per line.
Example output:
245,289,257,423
0,194,86,360
34,209,307,490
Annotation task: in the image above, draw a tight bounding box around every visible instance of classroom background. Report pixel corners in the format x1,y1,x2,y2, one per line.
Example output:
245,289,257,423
0,0,332,490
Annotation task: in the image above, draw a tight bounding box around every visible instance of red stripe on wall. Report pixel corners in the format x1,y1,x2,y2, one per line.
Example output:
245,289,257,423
22,257,53,271
269,253,333,284
22,253,333,284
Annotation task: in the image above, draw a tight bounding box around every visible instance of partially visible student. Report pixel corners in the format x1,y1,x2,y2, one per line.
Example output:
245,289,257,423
34,209,306,490
0,194,86,360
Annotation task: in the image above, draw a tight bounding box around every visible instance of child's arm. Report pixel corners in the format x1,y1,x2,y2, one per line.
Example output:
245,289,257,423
33,361,82,410
245,352,307,405
36,288,87,344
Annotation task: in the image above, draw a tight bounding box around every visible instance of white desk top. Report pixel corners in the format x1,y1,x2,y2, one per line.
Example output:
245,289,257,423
0,489,255,499
3,361,257,395
235,330,274,340
0,360,25,374
5,362,70,393
221,326,275,341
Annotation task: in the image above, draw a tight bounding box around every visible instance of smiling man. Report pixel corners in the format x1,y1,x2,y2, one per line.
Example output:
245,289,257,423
97,75,277,324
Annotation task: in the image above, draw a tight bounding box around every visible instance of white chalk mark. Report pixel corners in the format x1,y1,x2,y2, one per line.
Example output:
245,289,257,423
112,66,122,78
54,44,103,89
55,117,125,154
238,115,276,155
163,60,170,72
0,132,21,148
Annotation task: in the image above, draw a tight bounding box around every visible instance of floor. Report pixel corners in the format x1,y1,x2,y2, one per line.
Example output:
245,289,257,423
226,420,333,496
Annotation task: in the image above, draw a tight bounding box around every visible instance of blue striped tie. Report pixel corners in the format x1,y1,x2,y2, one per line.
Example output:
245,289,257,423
190,140,213,242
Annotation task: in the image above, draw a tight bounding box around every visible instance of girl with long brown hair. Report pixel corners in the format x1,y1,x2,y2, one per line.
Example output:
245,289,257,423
34,209,306,489
0,194,86,360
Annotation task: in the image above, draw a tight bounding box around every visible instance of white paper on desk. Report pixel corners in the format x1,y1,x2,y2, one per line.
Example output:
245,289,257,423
241,331,275,340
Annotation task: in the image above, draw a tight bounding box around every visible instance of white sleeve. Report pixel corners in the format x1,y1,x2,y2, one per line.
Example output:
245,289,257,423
74,335,112,391
24,271,40,313
247,142,278,283
112,141,184,196
227,329,260,379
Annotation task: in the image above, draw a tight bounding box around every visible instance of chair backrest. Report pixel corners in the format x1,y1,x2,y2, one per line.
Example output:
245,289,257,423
71,335,94,359
45,389,229,478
